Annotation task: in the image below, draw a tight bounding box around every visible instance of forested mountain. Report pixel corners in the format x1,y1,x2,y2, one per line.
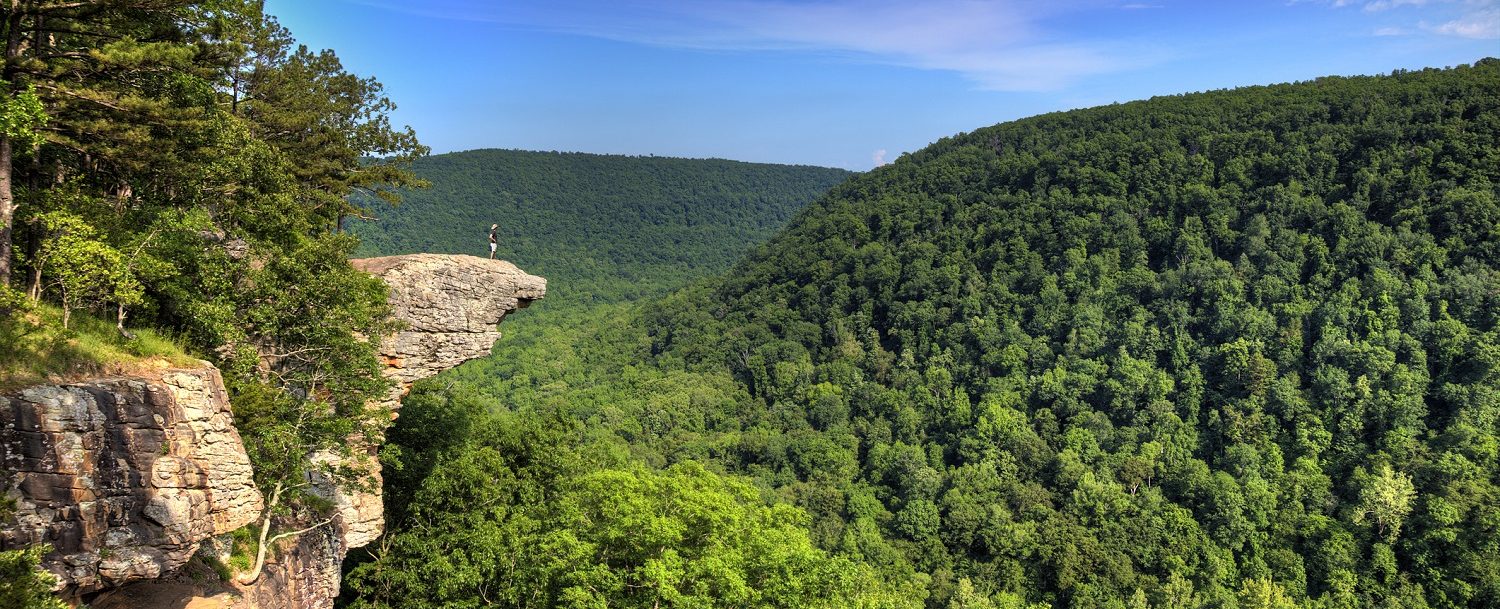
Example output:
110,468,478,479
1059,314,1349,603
350,149,851,304
351,60,1500,609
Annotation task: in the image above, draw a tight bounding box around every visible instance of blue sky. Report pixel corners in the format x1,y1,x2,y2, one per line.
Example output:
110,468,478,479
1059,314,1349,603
265,0,1499,170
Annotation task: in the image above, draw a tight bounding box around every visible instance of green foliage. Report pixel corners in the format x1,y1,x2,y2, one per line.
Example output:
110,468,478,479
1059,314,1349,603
362,60,1500,609
346,385,922,609
351,149,851,306
0,80,46,148
1352,464,1416,542
1237,578,1299,609
0,0,422,591
226,525,258,574
0,546,68,609
29,210,141,328
242,41,429,222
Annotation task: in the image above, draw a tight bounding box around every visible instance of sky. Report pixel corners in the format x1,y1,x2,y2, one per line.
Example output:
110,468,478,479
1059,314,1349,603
264,0,1499,170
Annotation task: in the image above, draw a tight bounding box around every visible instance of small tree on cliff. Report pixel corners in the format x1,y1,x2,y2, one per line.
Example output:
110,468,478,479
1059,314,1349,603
0,482,67,609
226,232,400,584
0,546,66,609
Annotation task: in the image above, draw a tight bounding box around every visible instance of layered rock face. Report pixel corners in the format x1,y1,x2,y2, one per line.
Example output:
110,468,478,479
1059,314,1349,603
0,365,263,594
352,253,547,405
2,254,542,609
336,254,545,548
246,254,545,608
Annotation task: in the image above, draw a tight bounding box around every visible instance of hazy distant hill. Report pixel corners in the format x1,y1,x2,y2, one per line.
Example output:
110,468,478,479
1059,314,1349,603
351,149,851,305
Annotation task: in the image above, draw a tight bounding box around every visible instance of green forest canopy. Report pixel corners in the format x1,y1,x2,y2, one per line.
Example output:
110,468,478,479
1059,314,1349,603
351,60,1500,609
350,149,851,305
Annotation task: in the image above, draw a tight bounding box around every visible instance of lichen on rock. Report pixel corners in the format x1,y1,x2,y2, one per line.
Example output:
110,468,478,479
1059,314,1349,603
0,364,263,594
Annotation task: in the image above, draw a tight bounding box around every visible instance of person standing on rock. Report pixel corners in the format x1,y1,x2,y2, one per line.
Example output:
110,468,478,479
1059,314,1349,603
489,223,499,259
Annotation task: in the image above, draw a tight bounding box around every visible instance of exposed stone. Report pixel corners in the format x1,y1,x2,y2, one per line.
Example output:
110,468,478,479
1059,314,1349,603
351,253,546,402
318,254,545,552
306,448,383,552
238,254,544,609
13,255,543,609
0,365,263,594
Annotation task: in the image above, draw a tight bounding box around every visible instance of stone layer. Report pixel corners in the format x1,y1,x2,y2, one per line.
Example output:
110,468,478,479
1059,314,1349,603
2,254,544,608
245,254,545,609
352,253,547,393
0,365,263,593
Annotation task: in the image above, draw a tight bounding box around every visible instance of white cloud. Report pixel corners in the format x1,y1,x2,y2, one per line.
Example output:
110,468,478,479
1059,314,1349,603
872,149,888,167
1362,0,1434,12
1305,0,1500,38
344,0,1164,91
1301,0,1493,12
1429,7,1500,37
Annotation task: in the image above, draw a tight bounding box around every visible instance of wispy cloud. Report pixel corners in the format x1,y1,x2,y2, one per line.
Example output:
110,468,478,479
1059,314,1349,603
1305,0,1500,38
1297,0,1444,10
872,149,888,167
1362,0,1435,12
1428,7,1500,37
344,0,1165,91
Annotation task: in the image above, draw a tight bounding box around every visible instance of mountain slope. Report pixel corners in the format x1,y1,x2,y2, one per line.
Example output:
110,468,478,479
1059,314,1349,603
351,149,852,305
658,60,1500,607
353,61,1500,609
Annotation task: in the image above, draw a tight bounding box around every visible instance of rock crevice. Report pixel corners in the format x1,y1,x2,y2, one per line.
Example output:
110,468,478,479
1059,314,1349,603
0,365,263,594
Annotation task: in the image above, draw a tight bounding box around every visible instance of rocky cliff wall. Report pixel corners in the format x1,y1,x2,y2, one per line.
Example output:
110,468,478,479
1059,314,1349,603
337,253,545,547
3,254,544,609
353,253,547,404
242,254,545,608
0,365,263,595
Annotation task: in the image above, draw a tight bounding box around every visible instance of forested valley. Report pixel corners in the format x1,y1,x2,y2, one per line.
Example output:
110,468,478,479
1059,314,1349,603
350,61,1500,609
0,2,1494,607
349,148,850,305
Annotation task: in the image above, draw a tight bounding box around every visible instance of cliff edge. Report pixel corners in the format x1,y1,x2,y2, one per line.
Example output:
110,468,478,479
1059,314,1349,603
0,364,263,594
2,254,544,609
242,254,545,609
352,253,547,408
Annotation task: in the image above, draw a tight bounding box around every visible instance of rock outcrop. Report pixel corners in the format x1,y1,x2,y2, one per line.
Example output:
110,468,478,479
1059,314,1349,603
243,254,545,608
352,253,547,407
0,364,263,595
2,254,542,609
336,254,545,548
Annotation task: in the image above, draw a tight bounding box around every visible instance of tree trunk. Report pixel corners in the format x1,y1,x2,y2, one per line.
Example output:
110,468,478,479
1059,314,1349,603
59,283,69,328
239,481,282,585
1,2,24,288
237,482,331,586
116,302,133,338
0,135,13,286
25,229,39,300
